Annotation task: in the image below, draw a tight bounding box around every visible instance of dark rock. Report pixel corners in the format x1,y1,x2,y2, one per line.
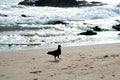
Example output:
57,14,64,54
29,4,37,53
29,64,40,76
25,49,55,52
112,24,120,31
18,0,106,7
19,0,35,6
21,14,27,17
0,13,8,17
103,55,109,58
19,0,79,7
8,44,12,47
90,1,106,6
118,33,120,35
93,26,101,31
21,14,29,17
47,20,67,25
77,30,97,35
30,71,42,74
78,1,106,6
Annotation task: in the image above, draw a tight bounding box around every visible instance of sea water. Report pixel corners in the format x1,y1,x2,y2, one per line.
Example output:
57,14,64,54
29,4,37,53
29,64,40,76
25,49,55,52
0,0,120,51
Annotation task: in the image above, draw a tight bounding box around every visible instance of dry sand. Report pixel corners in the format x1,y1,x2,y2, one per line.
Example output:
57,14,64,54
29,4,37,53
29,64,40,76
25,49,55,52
0,43,120,80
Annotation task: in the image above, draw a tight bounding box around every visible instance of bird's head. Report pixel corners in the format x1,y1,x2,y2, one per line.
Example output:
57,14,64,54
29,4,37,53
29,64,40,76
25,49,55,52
58,45,61,48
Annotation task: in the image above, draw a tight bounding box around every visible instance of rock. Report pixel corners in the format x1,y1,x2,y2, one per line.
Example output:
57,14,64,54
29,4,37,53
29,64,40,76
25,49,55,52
0,13,8,17
47,20,67,25
21,14,30,17
21,14,27,17
77,30,97,35
93,26,101,31
18,0,106,7
78,1,106,6
112,24,120,31
19,0,79,7
90,1,106,6
19,0,35,6
103,55,109,58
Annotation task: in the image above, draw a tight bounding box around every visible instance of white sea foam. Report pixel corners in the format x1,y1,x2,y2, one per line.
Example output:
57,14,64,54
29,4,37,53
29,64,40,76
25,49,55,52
0,4,120,26
0,2,120,51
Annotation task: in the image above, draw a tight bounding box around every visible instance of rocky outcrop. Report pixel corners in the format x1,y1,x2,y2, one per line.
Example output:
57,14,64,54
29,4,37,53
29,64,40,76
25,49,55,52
18,0,106,7
77,30,97,36
112,24,120,31
19,0,35,6
47,20,67,25
92,26,101,31
78,1,106,6
19,0,78,7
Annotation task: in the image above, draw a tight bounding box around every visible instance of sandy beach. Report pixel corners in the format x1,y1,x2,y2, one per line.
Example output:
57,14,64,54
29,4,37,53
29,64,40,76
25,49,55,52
0,43,120,80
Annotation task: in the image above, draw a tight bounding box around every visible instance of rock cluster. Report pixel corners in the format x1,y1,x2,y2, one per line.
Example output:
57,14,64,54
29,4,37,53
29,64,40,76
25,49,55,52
18,0,106,7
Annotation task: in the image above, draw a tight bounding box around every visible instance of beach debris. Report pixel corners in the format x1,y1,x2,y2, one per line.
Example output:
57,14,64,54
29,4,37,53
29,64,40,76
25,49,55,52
34,78,38,80
32,58,35,60
30,71,42,74
100,75,105,79
112,75,115,77
49,73,56,77
111,54,119,58
103,55,109,58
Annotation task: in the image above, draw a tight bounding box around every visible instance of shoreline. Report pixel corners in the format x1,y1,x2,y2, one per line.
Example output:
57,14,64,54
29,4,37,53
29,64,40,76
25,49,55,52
0,42,120,80
1,41,120,52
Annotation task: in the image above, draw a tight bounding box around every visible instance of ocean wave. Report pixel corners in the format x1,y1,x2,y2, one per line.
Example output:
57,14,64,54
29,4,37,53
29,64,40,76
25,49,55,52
0,25,63,32
0,5,120,26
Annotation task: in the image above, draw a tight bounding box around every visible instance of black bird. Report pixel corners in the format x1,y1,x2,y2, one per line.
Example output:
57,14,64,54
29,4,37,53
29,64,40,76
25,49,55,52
47,45,61,60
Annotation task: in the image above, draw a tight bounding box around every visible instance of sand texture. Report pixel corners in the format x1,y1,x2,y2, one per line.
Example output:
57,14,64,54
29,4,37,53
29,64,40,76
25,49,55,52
0,43,120,80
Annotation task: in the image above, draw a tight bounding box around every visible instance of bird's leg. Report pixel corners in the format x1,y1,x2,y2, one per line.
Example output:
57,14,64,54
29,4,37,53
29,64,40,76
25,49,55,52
54,56,57,61
57,55,61,60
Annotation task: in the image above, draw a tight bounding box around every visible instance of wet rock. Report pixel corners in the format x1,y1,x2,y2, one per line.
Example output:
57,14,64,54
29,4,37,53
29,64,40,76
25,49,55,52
78,1,106,6
112,24,120,31
47,20,67,25
18,0,106,7
21,14,27,17
19,0,78,7
19,0,35,6
0,13,8,17
8,44,12,47
90,1,106,6
77,30,97,36
21,14,30,17
93,26,101,31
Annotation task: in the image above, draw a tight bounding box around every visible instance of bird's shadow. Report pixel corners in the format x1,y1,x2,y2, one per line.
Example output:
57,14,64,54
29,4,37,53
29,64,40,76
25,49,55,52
48,60,60,63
